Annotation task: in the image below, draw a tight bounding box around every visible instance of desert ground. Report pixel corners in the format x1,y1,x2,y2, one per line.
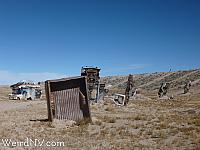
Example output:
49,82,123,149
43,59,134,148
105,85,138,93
0,69,200,150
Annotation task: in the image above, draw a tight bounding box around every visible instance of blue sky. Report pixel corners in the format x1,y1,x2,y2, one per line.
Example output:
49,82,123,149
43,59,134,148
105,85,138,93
0,0,200,84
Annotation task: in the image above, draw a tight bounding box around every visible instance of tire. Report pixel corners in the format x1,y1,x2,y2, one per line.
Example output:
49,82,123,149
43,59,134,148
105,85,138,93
27,97,32,100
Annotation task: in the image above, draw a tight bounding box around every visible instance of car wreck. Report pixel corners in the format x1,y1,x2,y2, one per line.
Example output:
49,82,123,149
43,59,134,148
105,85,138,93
45,76,91,123
9,81,42,100
81,66,108,102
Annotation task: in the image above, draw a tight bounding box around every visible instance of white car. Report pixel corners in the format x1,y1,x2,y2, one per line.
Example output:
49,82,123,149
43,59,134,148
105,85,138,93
9,93,23,100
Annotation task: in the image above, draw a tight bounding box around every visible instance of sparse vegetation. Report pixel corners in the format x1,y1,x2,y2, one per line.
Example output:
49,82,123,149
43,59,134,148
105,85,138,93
0,69,200,149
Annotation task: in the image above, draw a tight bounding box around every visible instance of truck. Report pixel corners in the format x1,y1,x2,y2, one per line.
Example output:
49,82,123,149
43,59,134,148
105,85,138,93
9,81,42,100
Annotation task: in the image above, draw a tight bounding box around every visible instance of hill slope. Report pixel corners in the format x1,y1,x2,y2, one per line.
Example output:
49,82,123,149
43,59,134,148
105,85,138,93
101,68,200,95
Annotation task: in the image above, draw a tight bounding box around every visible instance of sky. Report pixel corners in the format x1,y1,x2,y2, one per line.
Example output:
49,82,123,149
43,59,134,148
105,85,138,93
0,0,200,84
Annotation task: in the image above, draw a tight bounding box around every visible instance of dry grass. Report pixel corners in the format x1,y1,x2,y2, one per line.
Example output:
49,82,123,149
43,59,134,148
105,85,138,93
0,73,200,150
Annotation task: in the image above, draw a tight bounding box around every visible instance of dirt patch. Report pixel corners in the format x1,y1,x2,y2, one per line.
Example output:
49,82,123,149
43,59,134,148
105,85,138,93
0,70,200,149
